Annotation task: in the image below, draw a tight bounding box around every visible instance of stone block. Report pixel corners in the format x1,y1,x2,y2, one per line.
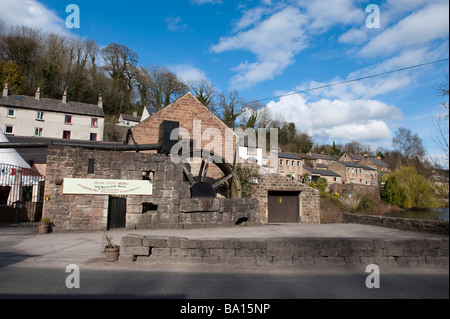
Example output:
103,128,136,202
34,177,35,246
270,256,293,265
319,248,340,257
167,237,186,248
209,248,235,258
383,248,404,257
120,235,144,247
118,254,136,263
150,248,171,257
180,239,201,249
121,246,150,256
170,248,189,257
312,257,328,264
240,239,267,250
293,256,314,265
202,239,225,249
438,248,449,257
434,257,449,265
344,256,361,264
223,239,241,249
326,257,346,265
143,236,170,248
202,256,221,264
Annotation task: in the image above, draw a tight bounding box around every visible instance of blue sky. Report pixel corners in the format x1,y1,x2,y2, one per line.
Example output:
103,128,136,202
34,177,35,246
1,0,449,165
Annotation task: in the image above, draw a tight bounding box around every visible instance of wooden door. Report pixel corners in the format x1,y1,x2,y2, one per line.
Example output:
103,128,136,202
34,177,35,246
107,196,127,230
268,191,300,223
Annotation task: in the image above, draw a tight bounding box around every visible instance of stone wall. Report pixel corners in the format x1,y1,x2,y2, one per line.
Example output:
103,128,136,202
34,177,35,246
43,146,260,232
119,234,449,266
239,162,320,224
343,213,449,235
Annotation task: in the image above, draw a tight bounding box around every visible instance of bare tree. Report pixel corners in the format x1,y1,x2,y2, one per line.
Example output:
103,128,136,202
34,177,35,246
392,127,425,167
135,65,188,110
188,79,217,111
217,90,249,128
431,72,449,169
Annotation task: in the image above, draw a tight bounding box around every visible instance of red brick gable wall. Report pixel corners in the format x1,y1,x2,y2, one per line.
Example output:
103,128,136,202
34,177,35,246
131,93,237,163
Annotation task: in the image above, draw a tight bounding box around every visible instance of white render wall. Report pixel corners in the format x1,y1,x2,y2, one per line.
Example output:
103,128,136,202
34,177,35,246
238,145,263,166
1,106,104,141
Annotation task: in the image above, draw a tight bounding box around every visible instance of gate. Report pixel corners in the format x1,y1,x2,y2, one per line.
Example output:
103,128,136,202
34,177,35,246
107,196,127,230
0,163,45,227
268,191,301,223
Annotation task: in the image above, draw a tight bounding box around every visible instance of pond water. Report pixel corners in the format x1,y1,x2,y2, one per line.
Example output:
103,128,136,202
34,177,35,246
384,207,449,221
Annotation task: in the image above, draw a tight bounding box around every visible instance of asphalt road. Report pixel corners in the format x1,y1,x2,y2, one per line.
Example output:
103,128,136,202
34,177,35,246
0,263,448,300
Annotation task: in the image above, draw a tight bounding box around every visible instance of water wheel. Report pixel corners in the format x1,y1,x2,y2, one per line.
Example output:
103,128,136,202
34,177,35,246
179,149,242,199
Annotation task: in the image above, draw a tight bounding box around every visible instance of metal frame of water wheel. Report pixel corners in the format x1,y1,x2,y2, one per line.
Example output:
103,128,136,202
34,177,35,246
179,149,242,199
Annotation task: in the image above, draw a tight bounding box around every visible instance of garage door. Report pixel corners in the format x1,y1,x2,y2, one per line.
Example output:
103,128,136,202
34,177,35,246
268,191,301,223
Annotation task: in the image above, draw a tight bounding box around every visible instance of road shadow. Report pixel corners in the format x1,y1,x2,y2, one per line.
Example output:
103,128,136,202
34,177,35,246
0,251,39,269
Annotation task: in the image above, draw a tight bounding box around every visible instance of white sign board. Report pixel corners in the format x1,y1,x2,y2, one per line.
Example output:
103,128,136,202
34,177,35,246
63,178,153,195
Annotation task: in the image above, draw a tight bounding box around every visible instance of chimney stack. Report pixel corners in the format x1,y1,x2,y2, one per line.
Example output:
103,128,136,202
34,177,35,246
35,87,41,100
62,90,67,103
98,94,103,108
2,83,8,97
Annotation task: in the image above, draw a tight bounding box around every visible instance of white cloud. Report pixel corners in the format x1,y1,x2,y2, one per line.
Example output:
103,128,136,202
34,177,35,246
0,0,69,36
211,1,367,89
361,1,449,57
298,0,363,32
170,64,208,83
165,16,188,32
266,93,402,143
211,6,309,88
338,28,368,44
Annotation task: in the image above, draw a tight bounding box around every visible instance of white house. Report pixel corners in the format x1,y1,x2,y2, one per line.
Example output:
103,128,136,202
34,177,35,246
0,85,105,141
116,112,141,127
140,107,158,122
236,134,264,166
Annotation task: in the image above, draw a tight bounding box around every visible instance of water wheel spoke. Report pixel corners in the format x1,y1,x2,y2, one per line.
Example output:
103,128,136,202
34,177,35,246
182,162,195,185
200,153,211,183
212,174,233,189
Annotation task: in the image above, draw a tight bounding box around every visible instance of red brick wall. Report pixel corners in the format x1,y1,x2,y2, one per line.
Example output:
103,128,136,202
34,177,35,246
131,93,237,164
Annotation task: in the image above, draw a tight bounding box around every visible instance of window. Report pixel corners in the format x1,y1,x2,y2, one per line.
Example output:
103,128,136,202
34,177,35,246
333,177,338,182
292,161,295,166
286,160,289,166
297,161,301,167
7,109,15,117
35,128,43,137
90,133,97,141
64,115,72,124
91,118,98,127
280,160,283,166
36,111,44,121
247,147,257,156
4,125,14,135
63,130,71,140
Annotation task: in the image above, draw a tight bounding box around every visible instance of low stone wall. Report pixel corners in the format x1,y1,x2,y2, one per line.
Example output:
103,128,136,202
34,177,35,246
135,198,260,229
343,213,449,236
119,235,449,266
